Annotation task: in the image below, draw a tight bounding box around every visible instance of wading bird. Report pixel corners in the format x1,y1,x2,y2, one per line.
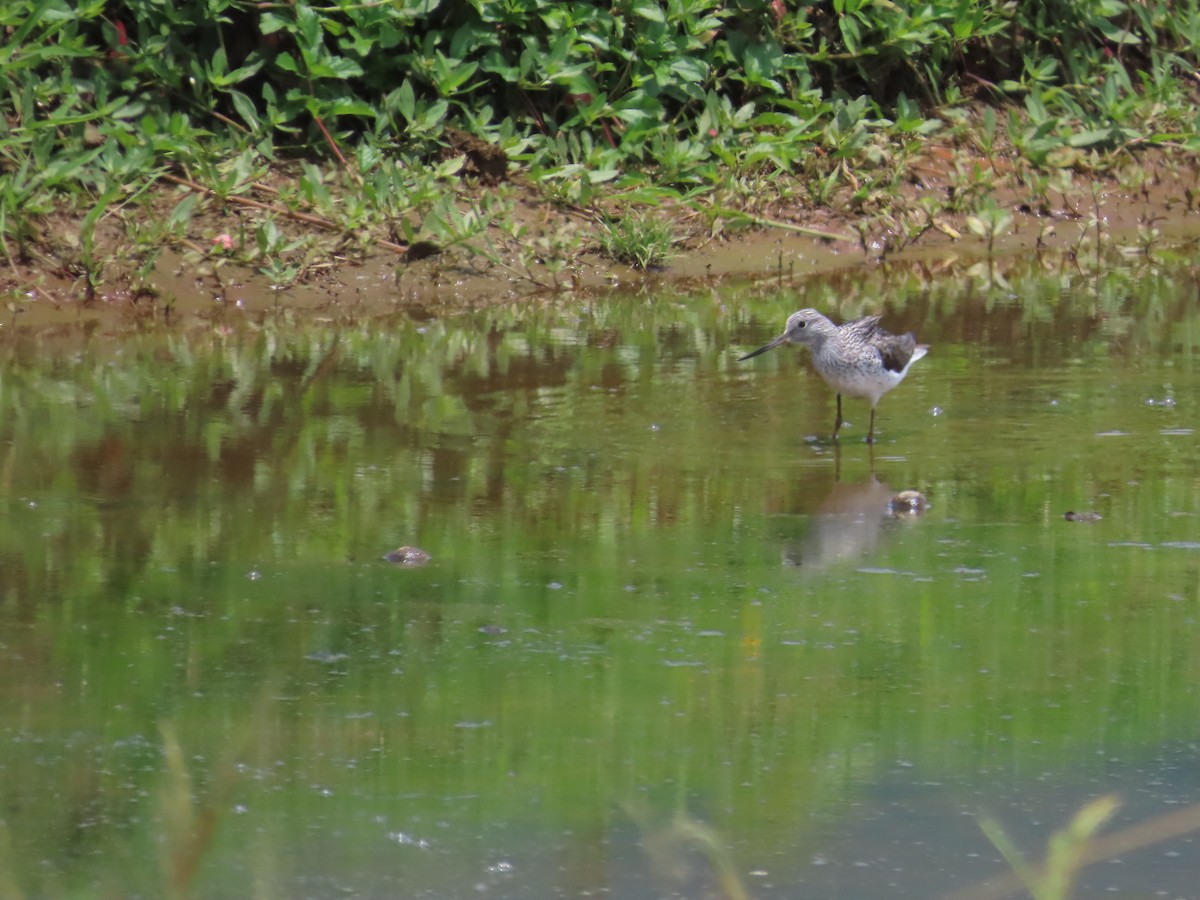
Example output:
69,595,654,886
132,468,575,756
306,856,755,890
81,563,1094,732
739,309,928,444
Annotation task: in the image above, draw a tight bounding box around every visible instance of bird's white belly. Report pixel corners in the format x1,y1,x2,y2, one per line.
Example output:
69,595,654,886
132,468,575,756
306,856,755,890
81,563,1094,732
819,366,901,404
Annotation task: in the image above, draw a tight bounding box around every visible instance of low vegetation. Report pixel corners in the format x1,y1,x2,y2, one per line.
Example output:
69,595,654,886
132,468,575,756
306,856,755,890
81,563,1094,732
2,0,1199,300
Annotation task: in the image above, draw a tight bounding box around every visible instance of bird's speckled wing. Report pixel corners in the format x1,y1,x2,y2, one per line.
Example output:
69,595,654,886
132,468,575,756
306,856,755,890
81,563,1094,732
845,314,882,337
874,332,919,373
845,316,918,373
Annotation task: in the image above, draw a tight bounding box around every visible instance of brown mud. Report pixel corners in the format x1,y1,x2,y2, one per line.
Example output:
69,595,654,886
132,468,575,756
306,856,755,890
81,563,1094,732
4,155,1199,336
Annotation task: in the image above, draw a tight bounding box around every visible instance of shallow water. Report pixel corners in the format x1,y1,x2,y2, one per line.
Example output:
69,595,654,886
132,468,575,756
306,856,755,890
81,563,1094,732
2,251,1200,898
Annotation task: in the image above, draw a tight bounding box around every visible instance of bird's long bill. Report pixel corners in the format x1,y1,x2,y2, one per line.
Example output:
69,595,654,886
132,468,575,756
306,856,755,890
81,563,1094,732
738,333,789,361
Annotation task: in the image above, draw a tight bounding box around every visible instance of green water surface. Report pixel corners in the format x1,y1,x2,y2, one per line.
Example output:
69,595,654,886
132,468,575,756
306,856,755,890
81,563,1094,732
2,253,1199,899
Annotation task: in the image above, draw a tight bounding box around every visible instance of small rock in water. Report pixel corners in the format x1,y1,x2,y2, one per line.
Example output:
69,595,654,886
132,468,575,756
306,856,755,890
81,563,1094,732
1063,511,1102,523
889,490,929,514
384,545,431,566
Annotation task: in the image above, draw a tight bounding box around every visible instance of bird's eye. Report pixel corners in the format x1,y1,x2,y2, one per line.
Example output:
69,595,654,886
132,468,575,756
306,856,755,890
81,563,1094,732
798,321,806,328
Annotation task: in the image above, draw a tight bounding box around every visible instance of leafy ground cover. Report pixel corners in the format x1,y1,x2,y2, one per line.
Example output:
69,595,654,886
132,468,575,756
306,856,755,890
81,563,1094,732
2,0,1199,310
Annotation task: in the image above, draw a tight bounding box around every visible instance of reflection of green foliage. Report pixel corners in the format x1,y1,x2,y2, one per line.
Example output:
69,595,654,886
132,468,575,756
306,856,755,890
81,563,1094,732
1,251,1200,894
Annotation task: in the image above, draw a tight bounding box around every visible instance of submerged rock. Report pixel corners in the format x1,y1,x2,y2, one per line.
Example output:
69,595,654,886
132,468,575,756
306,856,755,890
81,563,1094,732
384,545,431,566
889,490,929,514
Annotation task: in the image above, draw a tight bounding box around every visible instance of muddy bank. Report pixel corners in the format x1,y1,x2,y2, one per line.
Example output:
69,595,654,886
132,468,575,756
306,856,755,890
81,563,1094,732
5,163,1200,336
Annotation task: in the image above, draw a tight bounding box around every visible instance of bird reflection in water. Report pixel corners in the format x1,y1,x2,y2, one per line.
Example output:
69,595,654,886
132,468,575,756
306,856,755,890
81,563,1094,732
781,478,928,571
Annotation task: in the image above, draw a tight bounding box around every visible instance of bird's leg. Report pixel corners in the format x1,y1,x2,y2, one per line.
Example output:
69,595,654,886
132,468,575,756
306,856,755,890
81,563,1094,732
833,394,843,440
865,407,876,444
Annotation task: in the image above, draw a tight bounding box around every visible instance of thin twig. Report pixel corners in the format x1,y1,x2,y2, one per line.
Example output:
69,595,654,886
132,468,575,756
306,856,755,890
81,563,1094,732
709,206,855,242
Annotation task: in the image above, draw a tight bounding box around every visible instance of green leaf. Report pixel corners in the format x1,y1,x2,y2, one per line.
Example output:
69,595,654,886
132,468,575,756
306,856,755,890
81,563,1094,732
630,0,666,24
328,98,375,117
224,58,266,87
259,12,289,34
81,185,122,241
313,56,364,80
396,80,416,123
435,58,479,95
591,169,620,183
1067,128,1112,147
275,52,300,75
1024,91,1049,122
168,193,200,230
839,15,861,56
434,155,465,178
417,99,449,130
1095,18,1141,45
295,3,321,50
229,91,260,130
670,57,707,83
210,46,229,80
